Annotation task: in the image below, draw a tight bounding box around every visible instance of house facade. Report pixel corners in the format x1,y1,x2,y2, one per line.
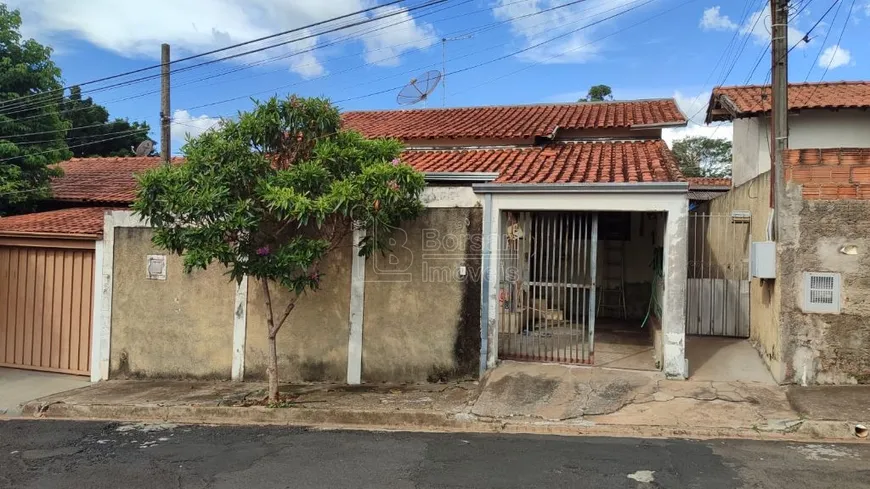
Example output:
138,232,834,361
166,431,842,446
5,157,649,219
2,99,699,383
705,81,870,384
707,81,870,186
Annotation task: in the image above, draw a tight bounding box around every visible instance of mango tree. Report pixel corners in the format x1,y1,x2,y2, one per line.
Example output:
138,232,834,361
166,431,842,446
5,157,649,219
133,95,425,401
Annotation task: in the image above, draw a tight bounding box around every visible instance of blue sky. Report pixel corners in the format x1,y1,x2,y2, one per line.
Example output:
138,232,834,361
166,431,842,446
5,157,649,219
9,0,870,152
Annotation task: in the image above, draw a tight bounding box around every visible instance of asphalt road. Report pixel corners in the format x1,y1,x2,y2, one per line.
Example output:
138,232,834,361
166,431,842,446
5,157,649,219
1,420,869,488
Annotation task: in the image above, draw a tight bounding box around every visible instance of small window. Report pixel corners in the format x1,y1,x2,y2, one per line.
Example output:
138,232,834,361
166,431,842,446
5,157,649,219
803,272,841,314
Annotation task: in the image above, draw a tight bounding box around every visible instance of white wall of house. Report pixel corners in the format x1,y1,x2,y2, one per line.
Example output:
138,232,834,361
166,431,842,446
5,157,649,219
732,109,870,186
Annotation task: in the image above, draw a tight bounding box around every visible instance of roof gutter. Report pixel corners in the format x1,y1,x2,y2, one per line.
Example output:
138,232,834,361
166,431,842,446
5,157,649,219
0,230,101,239
630,120,688,130
472,182,689,194
689,185,731,192
425,172,499,182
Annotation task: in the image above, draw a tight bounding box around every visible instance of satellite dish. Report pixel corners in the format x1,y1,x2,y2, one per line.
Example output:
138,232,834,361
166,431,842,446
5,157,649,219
135,140,154,157
397,70,442,106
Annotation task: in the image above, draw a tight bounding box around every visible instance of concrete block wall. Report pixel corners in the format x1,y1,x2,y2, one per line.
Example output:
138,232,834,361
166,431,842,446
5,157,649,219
779,147,870,384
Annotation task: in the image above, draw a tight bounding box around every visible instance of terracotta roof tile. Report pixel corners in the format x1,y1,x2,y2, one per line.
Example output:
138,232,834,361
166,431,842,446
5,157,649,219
687,177,732,189
707,81,870,122
0,207,109,238
342,99,686,140
404,140,684,184
52,156,180,203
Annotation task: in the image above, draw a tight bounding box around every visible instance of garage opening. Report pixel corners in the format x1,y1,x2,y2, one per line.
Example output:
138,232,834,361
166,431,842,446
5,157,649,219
496,210,665,371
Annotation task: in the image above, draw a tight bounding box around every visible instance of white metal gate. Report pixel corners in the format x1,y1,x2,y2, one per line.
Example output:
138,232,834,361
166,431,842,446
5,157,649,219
497,211,598,364
686,212,750,337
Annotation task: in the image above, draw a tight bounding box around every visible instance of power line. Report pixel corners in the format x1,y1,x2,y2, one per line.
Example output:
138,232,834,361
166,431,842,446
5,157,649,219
0,0,586,138
183,0,621,112
332,0,658,105
0,0,410,113
744,0,842,85
451,0,702,97
0,131,147,164
2,0,587,120
0,0,451,119
803,0,845,80
801,0,856,103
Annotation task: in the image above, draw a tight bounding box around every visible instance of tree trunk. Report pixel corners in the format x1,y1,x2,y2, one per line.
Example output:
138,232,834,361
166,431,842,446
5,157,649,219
260,278,280,403
267,332,279,403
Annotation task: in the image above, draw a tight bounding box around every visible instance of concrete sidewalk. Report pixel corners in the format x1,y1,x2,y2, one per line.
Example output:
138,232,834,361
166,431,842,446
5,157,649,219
15,362,870,441
0,368,89,416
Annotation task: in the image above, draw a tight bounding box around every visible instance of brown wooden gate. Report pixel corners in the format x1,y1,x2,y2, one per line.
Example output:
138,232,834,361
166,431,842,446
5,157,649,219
0,240,95,375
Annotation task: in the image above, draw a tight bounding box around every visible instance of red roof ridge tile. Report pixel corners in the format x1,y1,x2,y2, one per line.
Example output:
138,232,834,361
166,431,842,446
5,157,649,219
342,98,680,115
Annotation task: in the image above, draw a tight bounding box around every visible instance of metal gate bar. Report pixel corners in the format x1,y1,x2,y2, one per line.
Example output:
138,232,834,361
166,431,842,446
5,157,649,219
686,213,750,338
497,211,598,364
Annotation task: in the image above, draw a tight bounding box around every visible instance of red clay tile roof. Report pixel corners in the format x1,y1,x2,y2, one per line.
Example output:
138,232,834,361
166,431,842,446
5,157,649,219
707,81,870,122
52,156,179,203
0,207,108,238
404,140,684,183
342,99,686,140
48,141,684,205
687,177,731,189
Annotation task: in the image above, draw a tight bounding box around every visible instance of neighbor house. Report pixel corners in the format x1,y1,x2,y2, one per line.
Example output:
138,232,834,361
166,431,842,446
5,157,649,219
703,80,870,384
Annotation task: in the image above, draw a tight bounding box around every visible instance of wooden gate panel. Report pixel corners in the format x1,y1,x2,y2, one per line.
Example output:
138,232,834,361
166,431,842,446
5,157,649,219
0,245,94,375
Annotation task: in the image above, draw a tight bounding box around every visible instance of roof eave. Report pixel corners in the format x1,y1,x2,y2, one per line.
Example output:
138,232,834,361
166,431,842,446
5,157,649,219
472,182,689,194
0,230,101,239
424,172,499,182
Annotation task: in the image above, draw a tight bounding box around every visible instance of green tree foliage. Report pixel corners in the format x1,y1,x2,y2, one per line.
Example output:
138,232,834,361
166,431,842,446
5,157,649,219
133,95,426,401
0,5,69,215
672,136,732,178
63,86,153,157
584,84,613,102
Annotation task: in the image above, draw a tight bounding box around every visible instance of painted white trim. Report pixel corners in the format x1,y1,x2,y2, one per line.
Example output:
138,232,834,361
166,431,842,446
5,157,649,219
483,191,689,377
231,276,249,381
421,186,481,208
89,239,105,382
94,210,152,381
346,227,366,385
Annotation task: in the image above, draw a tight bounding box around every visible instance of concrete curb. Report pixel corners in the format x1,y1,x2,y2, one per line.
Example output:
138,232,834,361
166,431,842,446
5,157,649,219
16,401,867,443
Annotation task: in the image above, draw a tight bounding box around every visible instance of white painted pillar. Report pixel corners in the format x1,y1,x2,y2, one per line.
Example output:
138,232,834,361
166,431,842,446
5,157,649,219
662,201,689,378
346,227,366,384
89,238,105,382
95,212,116,382
485,204,501,370
231,276,249,381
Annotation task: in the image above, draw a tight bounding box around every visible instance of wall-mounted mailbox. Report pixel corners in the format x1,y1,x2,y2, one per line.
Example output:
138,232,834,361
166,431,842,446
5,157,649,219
751,241,776,279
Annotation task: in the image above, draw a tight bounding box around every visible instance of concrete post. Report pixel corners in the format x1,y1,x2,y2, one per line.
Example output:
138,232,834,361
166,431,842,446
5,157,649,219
662,201,689,378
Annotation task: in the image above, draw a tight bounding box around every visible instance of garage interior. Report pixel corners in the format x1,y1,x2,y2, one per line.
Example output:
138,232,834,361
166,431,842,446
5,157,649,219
496,210,665,371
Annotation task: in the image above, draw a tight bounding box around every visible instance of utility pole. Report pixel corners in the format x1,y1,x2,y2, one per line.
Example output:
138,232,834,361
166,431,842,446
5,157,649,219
160,43,171,164
770,0,788,238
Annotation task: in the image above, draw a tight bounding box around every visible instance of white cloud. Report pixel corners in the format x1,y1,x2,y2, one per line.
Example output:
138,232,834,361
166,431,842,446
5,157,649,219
491,0,638,64
662,90,732,147
700,6,737,31
8,0,435,78
701,5,807,49
741,6,807,49
818,45,852,69
170,109,222,147
357,5,436,66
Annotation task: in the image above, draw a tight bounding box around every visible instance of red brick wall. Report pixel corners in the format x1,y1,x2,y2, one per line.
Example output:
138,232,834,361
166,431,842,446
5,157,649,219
784,148,870,200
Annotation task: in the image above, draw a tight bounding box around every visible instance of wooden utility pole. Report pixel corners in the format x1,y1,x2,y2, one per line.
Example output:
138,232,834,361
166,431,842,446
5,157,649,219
770,0,788,238
160,43,171,164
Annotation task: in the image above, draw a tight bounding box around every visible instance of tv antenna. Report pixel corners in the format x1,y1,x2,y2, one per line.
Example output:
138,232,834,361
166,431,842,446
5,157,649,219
441,34,473,107
135,139,154,157
397,70,442,107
